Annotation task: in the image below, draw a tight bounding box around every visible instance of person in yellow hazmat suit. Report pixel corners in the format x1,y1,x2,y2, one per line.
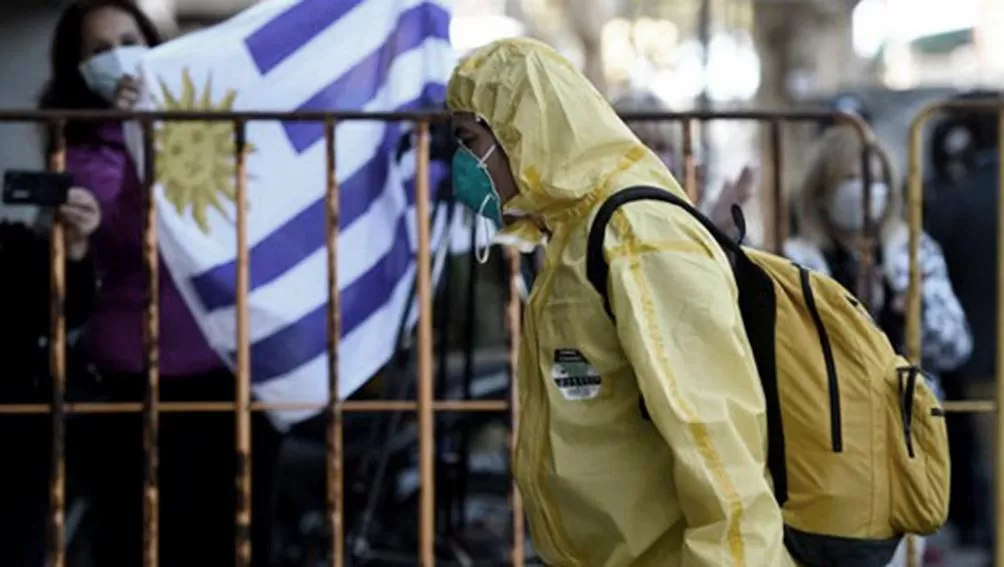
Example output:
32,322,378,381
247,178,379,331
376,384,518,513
447,38,795,567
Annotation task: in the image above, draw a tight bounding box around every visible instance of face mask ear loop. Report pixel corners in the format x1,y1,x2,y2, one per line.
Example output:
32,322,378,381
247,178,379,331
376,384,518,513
475,193,494,265
479,144,496,166
476,217,493,265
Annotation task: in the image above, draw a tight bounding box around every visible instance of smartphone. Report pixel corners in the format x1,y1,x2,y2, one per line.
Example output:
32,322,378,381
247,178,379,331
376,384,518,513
2,170,72,207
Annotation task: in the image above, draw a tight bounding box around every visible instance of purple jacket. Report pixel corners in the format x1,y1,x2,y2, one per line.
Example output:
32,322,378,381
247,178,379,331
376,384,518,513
66,124,224,377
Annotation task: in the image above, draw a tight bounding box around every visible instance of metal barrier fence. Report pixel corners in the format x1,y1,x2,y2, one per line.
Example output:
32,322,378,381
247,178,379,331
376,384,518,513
0,108,873,567
906,99,1004,566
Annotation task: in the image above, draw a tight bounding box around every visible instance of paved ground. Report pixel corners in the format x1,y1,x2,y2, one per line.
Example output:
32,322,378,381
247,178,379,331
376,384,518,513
923,528,990,567
929,548,987,567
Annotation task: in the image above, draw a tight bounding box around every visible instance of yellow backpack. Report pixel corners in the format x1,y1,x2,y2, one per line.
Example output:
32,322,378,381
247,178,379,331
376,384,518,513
586,186,950,567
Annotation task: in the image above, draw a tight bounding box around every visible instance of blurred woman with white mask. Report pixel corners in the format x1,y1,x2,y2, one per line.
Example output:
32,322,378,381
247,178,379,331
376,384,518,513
785,125,971,567
786,125,971,382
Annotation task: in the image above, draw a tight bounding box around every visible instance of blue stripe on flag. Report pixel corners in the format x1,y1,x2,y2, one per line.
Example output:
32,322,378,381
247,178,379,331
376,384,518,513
245,0,363,74
241,162,448,383
282,3,450,153
190,83,444,312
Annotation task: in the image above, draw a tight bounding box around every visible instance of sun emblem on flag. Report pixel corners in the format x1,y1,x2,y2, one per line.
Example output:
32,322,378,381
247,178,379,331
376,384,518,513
153,68,254,234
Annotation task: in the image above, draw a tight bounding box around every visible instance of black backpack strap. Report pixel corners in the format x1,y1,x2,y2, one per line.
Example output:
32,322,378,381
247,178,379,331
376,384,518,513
586,186,743,319
586,187,788,506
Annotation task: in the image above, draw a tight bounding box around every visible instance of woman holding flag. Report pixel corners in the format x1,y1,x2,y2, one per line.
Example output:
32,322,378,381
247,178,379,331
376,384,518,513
39,1,281,565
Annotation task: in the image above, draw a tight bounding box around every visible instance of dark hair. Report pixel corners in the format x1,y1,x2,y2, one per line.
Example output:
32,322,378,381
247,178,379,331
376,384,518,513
929,89,1001,182
37,0,162,149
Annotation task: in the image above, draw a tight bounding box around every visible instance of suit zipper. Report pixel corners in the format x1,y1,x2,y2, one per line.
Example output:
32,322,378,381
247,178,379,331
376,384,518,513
798,266,844,452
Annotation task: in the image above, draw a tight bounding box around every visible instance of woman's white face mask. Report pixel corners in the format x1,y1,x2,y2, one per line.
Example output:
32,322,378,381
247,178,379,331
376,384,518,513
79,45,149,102
828,179,889,232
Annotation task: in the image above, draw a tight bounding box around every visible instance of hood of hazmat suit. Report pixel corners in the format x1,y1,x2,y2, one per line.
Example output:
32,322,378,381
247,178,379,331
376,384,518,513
447,38,793,567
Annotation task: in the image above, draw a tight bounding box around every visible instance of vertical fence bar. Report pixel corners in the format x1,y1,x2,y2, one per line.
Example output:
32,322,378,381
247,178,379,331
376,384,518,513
768,120,785,254
995,107,1004,567
904,119,925,567
900,115,915,567
902,108,940,567
141,119,161,567
46,118,67,567
857,143,875,309
905,111,924,364
414,120,435,566
681,118,698,202
233,119,253,566
323,118,345,567
505,249,524,567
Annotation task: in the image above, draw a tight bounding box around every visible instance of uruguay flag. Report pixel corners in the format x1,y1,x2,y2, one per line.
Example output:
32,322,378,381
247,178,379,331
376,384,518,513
128,0,456,429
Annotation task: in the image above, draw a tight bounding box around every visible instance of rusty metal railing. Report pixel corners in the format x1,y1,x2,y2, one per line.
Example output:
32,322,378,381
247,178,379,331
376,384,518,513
0,109,517,567
906,99,1004,566
0,107,877,566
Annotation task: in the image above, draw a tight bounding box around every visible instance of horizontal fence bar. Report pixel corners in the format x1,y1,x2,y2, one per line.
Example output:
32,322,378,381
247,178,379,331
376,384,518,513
0,108,871,124
0,400,510,414
941,400,996,413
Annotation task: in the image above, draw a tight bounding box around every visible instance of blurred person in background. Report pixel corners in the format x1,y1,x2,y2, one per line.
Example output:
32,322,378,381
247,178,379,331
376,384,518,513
785,125,971,388
38,1,281,565
0,197,99,564
785,125,973,564
924,89,1001,563
449,38,792,566
612,92,755,237
794,94,876,239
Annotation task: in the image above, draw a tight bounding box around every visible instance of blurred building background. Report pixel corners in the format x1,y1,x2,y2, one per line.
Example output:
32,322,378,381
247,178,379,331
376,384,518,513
3,0,1001,236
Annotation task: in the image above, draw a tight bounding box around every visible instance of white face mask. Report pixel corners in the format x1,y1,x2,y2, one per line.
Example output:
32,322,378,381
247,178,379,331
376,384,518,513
79,45,149,102
828,180,889,232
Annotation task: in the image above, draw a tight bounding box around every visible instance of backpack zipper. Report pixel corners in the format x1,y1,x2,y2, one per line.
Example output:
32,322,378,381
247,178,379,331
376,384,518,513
897,367,920,458
798,266,844,452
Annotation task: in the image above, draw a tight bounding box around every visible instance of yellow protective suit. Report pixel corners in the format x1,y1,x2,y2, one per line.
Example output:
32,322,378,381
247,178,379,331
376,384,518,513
447,39,794,567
